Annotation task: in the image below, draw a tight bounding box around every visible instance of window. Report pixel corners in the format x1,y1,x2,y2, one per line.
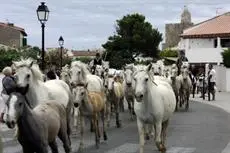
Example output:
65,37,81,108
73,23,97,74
214,38,230,48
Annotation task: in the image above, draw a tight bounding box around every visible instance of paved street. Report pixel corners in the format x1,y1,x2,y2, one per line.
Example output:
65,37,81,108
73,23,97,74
1,101,230,153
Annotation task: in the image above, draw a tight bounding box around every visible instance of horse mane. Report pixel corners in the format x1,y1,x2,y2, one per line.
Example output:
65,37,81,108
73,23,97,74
13,58,43,81
71,61,91,78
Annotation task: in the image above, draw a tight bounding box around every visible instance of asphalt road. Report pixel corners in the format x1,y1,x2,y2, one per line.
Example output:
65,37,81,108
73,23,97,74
1,101,230,153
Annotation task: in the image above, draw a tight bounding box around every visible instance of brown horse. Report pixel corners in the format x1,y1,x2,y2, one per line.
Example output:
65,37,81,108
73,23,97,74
72,84,107,152
5,92,71,153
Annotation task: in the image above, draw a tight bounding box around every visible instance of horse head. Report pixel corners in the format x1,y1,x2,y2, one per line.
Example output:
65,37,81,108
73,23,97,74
95,65,104,78
124,68,133,87
72,84,88,108
181,67,189,80
13,58,42,94
60,69,71,85
133,64,153,102
70,61,89,87
5,92,27,129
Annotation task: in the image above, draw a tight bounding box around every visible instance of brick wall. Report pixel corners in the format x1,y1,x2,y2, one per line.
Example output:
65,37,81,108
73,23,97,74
0,26,21,48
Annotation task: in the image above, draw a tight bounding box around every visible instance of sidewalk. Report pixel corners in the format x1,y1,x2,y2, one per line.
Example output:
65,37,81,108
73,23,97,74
190,92,230,114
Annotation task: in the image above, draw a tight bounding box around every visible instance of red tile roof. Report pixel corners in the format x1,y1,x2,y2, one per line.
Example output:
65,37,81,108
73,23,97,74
0,22,27,36
71,51,100,57
181,12,230,38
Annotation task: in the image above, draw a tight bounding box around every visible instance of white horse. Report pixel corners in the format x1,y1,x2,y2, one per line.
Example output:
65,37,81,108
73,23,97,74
70,61,103,92
12,58,74,141
133,64,176,153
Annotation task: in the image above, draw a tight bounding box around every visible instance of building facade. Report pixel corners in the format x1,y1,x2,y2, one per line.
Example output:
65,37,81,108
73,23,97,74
163,6,193,49
0,22,27,48
178,12,230,64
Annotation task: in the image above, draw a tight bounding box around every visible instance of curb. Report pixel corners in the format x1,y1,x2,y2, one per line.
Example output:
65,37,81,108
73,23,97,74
191,99,230,114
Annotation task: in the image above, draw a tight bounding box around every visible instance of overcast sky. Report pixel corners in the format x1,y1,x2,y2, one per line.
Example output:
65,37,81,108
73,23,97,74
1,0,230,50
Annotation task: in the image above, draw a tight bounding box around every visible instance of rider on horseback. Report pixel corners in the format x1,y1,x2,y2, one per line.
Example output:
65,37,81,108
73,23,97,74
91,53,102,74
176,50,188,76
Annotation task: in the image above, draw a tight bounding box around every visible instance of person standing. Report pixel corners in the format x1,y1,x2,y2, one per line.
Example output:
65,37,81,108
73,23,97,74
208,64,216,100
0,67,17,123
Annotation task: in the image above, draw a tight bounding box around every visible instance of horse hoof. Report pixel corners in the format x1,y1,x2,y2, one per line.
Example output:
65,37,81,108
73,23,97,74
77,148,83,153
145,134,150,140
103,132,108,141
158,144,166,152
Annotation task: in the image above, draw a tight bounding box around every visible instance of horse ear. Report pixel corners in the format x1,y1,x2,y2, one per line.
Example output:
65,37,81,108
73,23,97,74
29,61,34,68
84,83,88,89
146,63,152,72
12,62,18,69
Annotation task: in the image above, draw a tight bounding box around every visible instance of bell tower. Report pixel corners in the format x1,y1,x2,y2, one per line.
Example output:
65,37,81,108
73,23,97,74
181,5,191,24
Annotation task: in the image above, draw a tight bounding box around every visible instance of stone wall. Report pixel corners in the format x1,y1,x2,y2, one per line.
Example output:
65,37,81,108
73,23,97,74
164,22,193,49
0,26,21,48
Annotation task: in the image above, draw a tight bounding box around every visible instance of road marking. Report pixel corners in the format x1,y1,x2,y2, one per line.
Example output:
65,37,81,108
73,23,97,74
104,143,196,153
2,139,96,153
221,141,230,153
167,147,196,153
106,143,139,153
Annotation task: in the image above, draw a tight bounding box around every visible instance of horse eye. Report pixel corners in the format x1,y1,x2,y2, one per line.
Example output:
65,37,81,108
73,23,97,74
27,74,30,79
78,71,81,74
145,78,148,82
19,102,23,107
81,92,84,96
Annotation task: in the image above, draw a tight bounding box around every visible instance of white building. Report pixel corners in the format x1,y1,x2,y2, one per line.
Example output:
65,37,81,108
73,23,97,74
177,12,230,64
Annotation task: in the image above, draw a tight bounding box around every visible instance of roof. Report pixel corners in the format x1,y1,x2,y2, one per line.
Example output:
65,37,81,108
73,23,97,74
181,12,230,38
71,51,101,57
0,22,27,36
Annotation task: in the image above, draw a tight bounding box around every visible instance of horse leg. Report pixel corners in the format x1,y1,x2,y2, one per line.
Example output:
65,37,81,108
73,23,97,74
144,124,150,140
66,101,74,145
106,101,111,128
185,92,189,111
115,98,121,128
90,119,95,132
22,146,34,153
119,98,125,112
175,94,178,112
155,122,165,152
161,120,169,150
49,141,59,153
93,114,100,149
58,119,71,153
77,115,85,153
101,109,108,141
137,119,145,153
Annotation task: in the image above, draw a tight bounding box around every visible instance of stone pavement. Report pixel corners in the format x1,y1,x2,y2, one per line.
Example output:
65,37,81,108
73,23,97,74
190,92,230,114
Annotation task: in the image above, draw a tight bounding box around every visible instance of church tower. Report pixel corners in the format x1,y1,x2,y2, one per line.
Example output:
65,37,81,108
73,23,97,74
181,5,191,24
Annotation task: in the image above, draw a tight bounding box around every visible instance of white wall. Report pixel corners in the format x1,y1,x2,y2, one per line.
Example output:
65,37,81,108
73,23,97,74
186,48,223,63
189,39,214,48
214,65,230,92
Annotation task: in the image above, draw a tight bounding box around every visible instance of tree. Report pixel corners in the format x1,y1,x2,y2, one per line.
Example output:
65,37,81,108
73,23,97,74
221,49,230,68
102,13,163,68
44,49,72,69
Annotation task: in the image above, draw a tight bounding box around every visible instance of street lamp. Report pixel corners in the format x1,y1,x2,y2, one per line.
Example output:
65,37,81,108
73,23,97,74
37,2,49,71
58,36,64,69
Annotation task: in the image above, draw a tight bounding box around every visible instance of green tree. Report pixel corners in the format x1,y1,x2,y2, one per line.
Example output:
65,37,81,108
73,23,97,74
0,48,21,71
221,49,230,68
44,50,72,69
102,13,162,69
159,49,178,57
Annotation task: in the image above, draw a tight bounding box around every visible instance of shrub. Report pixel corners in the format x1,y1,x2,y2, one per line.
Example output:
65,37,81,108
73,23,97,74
159,49,178,57
221,49,230,68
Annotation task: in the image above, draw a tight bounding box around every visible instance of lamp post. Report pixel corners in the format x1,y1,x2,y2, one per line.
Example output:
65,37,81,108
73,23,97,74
58,36,64,69
37,2,49,71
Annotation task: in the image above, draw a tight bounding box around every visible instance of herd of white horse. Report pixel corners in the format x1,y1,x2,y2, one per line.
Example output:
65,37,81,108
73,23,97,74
4,57,193,153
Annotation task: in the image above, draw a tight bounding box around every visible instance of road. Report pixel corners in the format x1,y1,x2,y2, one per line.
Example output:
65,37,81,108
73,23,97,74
1,101,230,153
